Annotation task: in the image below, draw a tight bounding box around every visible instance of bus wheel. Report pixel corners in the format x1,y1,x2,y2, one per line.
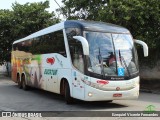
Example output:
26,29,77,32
64,81,73,104
17,75,22,89
22,75,28,90
106,100,113,103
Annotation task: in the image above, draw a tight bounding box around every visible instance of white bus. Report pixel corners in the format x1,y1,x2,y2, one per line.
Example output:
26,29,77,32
11,20,148,104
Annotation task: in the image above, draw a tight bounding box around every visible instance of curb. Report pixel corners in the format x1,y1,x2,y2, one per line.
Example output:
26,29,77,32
140,89,160,94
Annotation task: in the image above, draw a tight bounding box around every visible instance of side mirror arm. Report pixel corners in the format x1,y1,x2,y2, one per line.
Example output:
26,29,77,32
73,36,89,55
135,39,148,57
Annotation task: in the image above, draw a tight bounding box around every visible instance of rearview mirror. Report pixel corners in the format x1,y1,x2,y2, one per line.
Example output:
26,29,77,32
73,36,89,55
135,39,148,57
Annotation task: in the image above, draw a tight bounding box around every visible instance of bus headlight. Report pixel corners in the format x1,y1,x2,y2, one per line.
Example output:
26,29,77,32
88,92,93,97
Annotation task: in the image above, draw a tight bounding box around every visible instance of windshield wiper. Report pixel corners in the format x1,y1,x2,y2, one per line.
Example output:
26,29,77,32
119,50,131,77
98,47,105,77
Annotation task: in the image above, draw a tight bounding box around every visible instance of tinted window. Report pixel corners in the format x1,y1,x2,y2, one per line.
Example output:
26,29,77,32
66,28,84,73
13,30,66,57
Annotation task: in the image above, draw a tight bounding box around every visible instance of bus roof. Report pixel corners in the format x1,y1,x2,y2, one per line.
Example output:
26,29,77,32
13,20,130,44
13,22,64,44
64,20,130,33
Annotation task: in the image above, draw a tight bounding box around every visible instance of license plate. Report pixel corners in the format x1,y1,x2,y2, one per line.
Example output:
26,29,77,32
113,93,122,97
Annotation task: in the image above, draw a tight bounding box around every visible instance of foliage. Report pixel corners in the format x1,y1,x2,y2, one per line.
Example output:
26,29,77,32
0,0,60,64
0,9,13,63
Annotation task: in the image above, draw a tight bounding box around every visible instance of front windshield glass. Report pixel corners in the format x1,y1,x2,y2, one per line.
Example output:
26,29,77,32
85,31,138,77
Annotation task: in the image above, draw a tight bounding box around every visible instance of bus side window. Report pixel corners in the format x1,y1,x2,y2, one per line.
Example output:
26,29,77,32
66,29,84,73
29,30,66,57
65,28,84,73
71,41,84,73
54,31,67,57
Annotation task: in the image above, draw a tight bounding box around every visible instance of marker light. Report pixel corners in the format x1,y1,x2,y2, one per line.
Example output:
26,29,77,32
88,92,93,97
97,80,109,85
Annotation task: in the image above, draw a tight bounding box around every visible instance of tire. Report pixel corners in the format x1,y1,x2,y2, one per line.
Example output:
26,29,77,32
22,75,28,90
17,75,22,89
64,81,73,104
106,100,113,103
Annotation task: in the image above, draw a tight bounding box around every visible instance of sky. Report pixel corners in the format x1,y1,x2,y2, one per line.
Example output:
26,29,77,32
0,0,63,16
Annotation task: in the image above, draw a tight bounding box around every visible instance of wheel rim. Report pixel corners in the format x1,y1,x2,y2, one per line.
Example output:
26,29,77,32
22,76,26,89
23,79,25,88
64,83,67,98
17,76,21,87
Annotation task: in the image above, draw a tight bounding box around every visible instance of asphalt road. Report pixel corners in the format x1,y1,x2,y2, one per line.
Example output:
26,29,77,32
0,75,160,120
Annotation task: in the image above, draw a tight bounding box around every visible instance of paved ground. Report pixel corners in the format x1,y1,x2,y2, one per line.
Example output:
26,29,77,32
0,71,160,120
140,79,160,94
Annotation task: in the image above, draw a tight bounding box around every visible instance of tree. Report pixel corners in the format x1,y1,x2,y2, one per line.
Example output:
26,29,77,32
0,0,60,64
11,1,59,39
0,9,13,63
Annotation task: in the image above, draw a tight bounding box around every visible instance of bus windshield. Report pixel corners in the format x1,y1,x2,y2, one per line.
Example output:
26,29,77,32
85,31,139,77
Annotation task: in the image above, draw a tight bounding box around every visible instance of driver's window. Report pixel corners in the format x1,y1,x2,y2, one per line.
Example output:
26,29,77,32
85,32,117,76
66,28,84,73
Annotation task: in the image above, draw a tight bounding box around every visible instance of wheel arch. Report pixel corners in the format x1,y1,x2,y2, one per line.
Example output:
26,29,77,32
21,72,27,84
21,72,26,78
16,72,21,83
60,77,72,96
